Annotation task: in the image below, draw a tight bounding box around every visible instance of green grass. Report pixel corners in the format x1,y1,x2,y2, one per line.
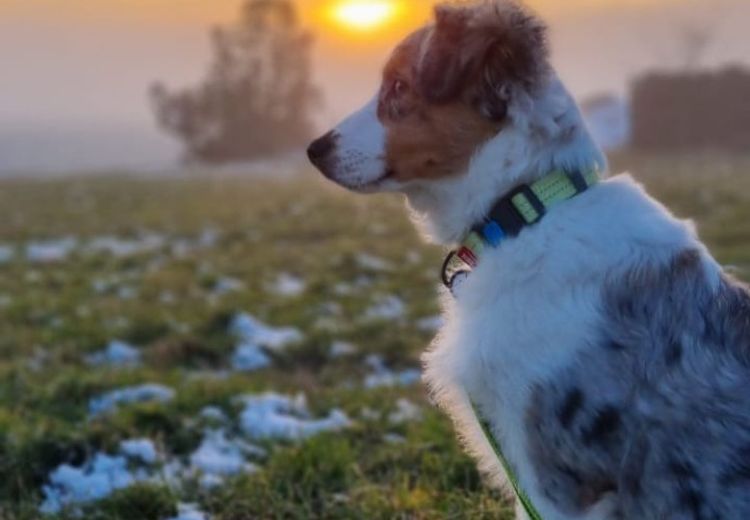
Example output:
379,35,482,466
0,152,748,519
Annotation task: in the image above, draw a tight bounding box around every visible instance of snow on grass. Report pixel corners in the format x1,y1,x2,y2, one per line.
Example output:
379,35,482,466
189,430,260,487
171,228,220,257
119,439,158,465
40,447,154,514
86,233,166,258
199,406,228,423
212,276,245,296
0,244,14,263
357,253,391,272
405,250,422,264
89,384,175,416
269,273,306,297
364,295,406,321
239,392,351,441
329,341,356,359
230,343,272,372
26,237,77,263
333,282,353,296
167,503,209,520
416,315,444,332
363,355,421,389
388,399,423,424
85,340,141,367
229,313,302,353
383,433,407,444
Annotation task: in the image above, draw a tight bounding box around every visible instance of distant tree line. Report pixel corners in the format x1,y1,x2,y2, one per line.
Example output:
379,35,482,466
631,66,750,151
150,0,321,164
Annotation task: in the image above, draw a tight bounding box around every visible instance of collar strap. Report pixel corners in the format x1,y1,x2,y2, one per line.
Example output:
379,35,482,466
442,168,600,292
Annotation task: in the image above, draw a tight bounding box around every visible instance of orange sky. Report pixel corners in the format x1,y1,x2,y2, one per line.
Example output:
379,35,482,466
0,0,688,29
1,0,747,132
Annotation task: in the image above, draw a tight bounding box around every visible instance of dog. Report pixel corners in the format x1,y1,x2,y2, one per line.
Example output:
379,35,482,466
307,1,750,518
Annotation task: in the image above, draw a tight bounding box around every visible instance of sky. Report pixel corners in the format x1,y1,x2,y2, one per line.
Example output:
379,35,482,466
1,0,749,172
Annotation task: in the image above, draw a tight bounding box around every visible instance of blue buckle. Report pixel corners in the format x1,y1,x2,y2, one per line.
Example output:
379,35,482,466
482,221,506,247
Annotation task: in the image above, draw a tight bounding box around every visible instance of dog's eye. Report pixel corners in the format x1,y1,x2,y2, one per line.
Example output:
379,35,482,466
392,79,409,97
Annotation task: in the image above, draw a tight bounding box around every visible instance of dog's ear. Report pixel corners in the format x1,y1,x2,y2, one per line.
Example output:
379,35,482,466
417,2,549,121
417,5,472,104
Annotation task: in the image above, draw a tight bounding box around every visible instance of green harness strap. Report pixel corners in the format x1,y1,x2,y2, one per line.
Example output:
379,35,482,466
471,401,544,520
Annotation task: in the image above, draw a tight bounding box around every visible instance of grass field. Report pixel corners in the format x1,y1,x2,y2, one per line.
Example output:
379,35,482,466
0,153,749,520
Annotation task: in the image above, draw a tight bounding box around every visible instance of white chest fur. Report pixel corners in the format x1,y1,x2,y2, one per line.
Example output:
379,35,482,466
421,176,713,519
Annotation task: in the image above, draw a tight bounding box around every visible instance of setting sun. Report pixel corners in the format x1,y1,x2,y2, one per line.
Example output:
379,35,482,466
330,0,402,32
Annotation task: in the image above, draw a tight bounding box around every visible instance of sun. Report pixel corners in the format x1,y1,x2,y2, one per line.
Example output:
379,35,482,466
330,0,402,32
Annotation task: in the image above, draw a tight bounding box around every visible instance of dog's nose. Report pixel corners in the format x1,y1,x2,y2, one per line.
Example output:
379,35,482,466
307,131,336,166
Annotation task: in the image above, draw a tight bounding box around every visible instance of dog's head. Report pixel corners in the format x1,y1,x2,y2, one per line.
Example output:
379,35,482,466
308,0,550,193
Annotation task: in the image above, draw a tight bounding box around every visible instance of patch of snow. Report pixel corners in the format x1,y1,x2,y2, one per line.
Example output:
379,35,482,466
86,234,165,258
239,393,351,441
357,253,391,271
120,439,158,465
0,244,14,263
199,406,228,422
405,251,422,264
167,503,209,520
353,275,374,288
321,302,342,316
229,313,302,353
39,453,148,514
270,273,306,297
89,383,175,416
333,282,353,296
26,237,77,263
189,430,259,485
91,277,115,294
416,315,444,332
171,229,221,258
364,355,421,389
364,295,406,321
86,340,141,367
383,433,407,444
212,276,245,296
388,399,423,424
329,341,356,358
360,407,380,421
198,228,220,248
160,291,177,304
117,286,138,300
231,343,272,372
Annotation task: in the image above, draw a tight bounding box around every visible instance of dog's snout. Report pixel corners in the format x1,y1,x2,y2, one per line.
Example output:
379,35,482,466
307,131,337,166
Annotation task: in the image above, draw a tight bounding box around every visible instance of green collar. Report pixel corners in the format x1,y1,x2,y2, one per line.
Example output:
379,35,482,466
442,168,600,293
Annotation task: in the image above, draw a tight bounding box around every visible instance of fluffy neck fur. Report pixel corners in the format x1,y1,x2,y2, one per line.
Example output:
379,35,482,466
404,75,607,246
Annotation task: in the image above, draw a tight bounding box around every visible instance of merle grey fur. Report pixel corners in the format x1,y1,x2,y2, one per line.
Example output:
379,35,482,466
525,250,750,519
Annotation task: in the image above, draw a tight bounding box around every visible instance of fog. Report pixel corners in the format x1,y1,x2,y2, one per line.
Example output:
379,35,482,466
1,0,748,173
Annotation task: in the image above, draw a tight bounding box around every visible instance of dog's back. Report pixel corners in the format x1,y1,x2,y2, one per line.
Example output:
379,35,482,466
527,248,750,519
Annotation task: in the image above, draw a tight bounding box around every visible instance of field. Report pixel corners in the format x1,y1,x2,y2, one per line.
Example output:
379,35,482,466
1,153,749,520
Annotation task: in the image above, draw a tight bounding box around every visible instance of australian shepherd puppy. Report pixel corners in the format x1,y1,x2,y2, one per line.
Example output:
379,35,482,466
308,1,750,518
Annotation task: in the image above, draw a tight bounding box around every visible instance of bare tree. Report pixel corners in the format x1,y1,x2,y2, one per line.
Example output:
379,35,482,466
150,0,322,164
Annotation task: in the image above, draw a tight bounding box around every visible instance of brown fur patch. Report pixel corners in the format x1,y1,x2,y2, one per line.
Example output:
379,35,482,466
378,29,503,182
376,0,549,182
